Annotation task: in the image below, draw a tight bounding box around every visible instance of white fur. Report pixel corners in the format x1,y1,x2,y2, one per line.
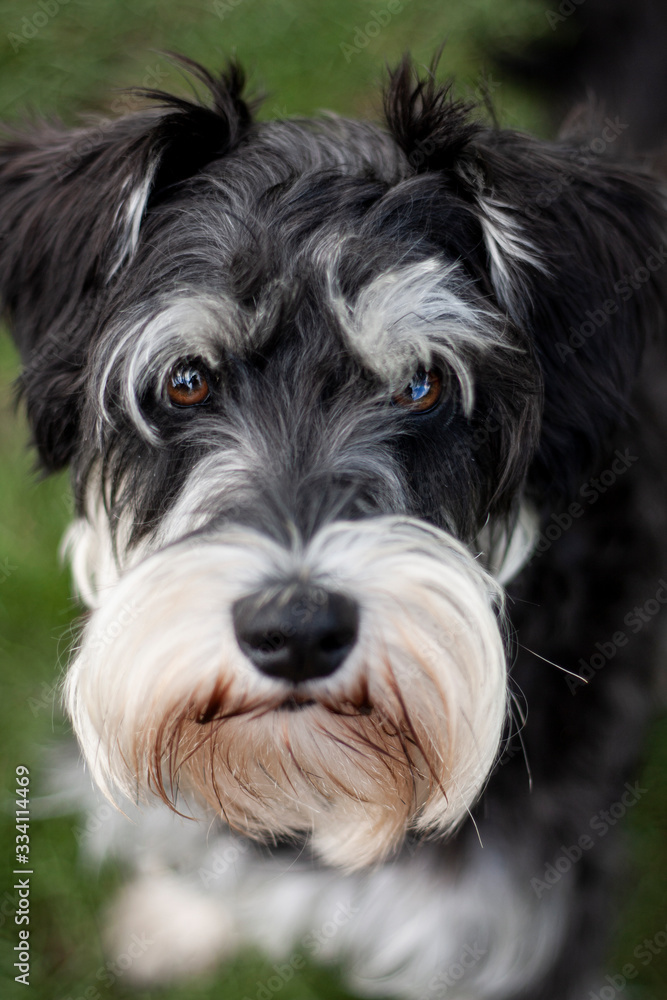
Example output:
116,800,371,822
329,257,511,412
57,763,566,999
109,168,159,279
103,871,237,985
476,499,540,586
61,483,147,608
64,516,507,871
93,294,245,441
476,198,549,317
237,841,567,1000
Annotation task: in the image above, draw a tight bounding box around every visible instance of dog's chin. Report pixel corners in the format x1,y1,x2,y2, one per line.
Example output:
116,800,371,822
64,517,507,871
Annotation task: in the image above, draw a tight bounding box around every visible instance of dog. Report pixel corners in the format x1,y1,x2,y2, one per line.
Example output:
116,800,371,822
2,54,666,998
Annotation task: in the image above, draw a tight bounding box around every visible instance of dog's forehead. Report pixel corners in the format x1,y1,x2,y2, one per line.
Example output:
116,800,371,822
131,114,484,301
109,124,495,389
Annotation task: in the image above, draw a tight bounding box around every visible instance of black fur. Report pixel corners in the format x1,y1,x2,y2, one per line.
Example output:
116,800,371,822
0,57,254,469
2,55,666,1000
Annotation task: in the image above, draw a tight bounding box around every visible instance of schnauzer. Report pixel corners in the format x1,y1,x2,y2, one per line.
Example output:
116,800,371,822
2,55,666,999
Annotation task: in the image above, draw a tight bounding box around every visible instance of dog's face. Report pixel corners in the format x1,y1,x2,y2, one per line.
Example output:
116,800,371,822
2,58,664,869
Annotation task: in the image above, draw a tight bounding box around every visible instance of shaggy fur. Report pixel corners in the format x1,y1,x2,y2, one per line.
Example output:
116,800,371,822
2,55,666,998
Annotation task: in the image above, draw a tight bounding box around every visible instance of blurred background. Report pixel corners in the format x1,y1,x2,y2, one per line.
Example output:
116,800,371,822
0,1,665,997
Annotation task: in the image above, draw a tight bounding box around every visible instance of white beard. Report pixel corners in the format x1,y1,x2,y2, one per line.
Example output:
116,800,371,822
64,515,507,871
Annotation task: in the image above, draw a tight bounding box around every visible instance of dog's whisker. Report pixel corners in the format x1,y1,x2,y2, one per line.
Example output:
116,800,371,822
519,644,588,683
505,687,533,792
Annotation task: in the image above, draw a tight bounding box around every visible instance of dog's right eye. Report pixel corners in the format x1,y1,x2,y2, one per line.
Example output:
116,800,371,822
166,362,210,407
392,367,442,413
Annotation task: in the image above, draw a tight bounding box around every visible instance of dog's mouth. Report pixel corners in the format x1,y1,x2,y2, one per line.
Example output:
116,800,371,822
193,685,375,723
194,691,321,723
278,694,317,712
67,518,508,869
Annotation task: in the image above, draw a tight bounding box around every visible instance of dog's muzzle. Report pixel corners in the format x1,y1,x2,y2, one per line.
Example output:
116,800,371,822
64,516,507,869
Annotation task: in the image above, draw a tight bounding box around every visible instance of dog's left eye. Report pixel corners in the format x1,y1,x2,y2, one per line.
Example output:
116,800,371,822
166,362,210,407
392,368,442,413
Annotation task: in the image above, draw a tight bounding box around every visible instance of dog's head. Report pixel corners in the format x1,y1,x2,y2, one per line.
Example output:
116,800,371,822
3,57,665,868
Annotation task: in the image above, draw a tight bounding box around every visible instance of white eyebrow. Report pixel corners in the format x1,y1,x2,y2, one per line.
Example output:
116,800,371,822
328,257,509,412
94,293,246,442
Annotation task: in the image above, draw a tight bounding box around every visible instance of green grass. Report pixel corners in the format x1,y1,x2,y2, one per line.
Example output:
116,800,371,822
0,0,552,128
0,1,665,997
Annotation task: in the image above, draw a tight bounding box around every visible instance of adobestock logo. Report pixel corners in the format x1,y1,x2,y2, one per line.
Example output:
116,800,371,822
340,1,405,63
7,0,69,53
568,579,667,693
198,839,250,887
241,901,359,1000
423,941,486,997
532,449,639,560
588,919,667,999
556,244,667,362
530,781,648,898
524,117,629,221
544,0,586,30
87,600,143,652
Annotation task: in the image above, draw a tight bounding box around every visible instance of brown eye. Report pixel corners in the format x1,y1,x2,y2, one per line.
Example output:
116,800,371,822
392,368,442,413
167,362,210,407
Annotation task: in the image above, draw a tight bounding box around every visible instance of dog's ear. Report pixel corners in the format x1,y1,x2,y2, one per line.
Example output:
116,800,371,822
385,57,667,502
0,58,254,471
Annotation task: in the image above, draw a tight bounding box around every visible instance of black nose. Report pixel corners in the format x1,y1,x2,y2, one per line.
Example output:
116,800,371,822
232,584,359,683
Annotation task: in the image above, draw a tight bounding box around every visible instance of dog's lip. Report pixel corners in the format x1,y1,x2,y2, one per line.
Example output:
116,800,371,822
278,695,317,712
194,691,373,721
276,693,375,716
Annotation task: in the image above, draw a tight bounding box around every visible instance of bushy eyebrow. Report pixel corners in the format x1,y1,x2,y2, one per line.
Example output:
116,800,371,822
92,294,246,441
328,257,509,413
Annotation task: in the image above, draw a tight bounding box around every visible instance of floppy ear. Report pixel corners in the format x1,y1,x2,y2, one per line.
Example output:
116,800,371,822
385,57,667,502
0,58,254,471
